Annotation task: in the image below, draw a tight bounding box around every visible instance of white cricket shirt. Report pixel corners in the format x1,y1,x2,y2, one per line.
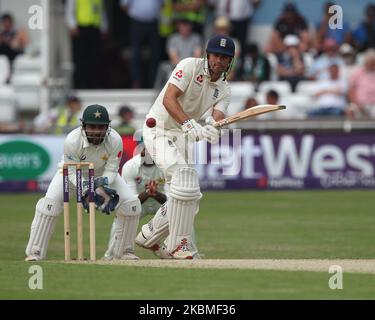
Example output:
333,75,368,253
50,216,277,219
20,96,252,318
147,57,231,130
59,127,123,186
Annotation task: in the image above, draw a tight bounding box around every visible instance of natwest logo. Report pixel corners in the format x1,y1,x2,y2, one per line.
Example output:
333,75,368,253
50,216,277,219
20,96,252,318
195,134,375,180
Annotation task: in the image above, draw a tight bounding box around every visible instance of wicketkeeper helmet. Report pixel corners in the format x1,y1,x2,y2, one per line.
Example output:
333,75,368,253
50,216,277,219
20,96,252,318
81,104,111,145
81,104,111,125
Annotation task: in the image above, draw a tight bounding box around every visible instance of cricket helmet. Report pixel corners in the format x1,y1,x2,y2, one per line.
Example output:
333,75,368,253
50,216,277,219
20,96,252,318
206,35,235,58
81,104,110,125
81,104,111,145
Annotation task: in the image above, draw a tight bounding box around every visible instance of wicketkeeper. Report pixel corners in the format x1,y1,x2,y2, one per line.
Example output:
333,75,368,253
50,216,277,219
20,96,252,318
25,104,141,261
136,35,235,259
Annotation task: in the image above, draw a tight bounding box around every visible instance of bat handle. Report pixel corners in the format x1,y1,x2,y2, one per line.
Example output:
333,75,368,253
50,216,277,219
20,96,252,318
213,119,227,128
205,116,217,127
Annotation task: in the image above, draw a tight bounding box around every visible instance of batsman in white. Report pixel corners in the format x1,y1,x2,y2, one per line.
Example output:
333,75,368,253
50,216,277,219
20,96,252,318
136,35,235,259
25,104,141,261
103,147,168,260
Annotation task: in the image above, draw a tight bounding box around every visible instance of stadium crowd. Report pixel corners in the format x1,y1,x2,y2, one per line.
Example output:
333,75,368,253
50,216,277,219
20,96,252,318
1,0,375,134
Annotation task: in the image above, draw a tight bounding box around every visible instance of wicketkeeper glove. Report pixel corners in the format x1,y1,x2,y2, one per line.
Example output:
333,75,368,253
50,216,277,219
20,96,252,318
82,176,109,194
82,177,119,214
82,186,119,215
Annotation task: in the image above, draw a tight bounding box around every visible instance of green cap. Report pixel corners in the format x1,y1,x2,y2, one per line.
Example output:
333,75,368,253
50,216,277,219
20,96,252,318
82,104,110,125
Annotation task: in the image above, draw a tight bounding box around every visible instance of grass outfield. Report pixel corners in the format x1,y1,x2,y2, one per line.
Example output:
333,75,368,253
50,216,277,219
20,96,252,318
0,190,374,299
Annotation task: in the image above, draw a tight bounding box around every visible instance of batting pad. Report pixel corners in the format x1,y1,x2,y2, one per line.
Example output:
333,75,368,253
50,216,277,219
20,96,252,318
103,219,116,260
135,203,169,248
166,167,201,253
25,197,60,259
113,199,141,258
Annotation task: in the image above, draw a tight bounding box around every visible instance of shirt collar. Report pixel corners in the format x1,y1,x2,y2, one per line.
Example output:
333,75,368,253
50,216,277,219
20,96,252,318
83,137,91,148
81,130,91,148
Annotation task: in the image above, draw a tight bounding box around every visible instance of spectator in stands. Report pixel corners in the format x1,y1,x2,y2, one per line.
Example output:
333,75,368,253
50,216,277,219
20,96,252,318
265,2,310,54
276,34,305,92
115,105,136,136
208,0,260,77
172,0,206,35
314,1,352,53
212,16,240,80
159,0,175,62
307,63,348,118
33,95,82,134
352,4,375,52
167,18,202,66
242,43,270,84
308,38,343,80
347,49,375,118
0,13,28,72
65,0,108,89
243,97,259,109
120,0,164,88
339,43,357,81
263,89,281,119
266,89,279,105
115,105,138,173
155,18,202,89
244,90,281,119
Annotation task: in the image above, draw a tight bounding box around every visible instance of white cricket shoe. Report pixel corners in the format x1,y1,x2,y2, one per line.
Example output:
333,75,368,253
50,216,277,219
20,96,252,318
103,252,139,261
136,241,172,259
171,238,193,260
25,246,42,261
192,252,202,259
120,252,140,260
150,243,172,259
101,254,113,261
135,231,172,259
25,254,41,262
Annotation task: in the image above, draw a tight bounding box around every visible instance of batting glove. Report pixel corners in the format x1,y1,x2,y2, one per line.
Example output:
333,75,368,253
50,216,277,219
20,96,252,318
202,116,220,144
181,119,204,142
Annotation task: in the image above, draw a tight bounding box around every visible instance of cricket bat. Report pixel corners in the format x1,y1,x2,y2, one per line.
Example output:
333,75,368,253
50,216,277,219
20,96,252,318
213,104,286,128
